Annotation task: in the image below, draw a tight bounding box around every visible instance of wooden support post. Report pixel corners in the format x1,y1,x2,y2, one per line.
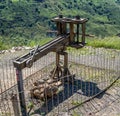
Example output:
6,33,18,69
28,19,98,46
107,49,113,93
56,22,62,35
64,52,68,70
56,52,60,77
56,52,60,67
59,22,62,34
62,52,74,83
16,68,28,116
59,14,63,35
64,52,70,75
76,15,80,43
55,52,70,77
81,23,86,45
11,94,20,116
56,15,63,35
62,22,67,34
76,24,80,43
69,23,74,43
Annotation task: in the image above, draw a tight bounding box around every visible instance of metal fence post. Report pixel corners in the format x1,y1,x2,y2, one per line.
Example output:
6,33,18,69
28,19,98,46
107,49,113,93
16,68,28,116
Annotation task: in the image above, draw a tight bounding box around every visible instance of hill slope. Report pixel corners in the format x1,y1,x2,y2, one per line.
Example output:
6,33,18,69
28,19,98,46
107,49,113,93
0,0,120,48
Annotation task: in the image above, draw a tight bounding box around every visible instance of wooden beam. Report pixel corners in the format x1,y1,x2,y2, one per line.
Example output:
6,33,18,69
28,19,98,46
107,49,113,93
64,52,68,69
69,23,74,43
13,35,69,69
81,23,86,45
56,52,60,67
62,22,67,34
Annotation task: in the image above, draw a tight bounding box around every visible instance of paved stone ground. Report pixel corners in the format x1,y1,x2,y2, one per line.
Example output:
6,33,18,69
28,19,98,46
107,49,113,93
45,79,120,116
94,86,120,116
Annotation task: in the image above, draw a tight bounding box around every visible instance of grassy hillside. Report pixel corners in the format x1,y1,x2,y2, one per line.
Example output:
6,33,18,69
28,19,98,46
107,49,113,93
0,0,120,49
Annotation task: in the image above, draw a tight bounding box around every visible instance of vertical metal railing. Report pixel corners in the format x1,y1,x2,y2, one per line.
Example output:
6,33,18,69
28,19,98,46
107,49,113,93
0,48,120,116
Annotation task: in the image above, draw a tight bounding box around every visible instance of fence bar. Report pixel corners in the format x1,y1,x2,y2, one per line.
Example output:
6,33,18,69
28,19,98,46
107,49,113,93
16,68,27,116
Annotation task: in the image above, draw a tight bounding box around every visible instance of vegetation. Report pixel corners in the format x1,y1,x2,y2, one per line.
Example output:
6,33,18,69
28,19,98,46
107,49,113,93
0,0,120,50
71,100,82,105
67,36,120,51
87,36,120,50
72,111,82,116
29,37,53,47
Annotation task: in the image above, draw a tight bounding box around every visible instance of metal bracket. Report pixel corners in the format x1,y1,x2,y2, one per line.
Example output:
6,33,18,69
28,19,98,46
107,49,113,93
26,45,39,68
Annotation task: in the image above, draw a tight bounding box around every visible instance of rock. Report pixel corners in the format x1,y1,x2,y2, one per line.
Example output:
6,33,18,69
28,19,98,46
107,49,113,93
33,82,38,86
0,50,5,54
16,47,22,51
33,89,40,98
47,79,53,84
45,86,58,97
38,79,45,84
12,47,15,50
5,50,9,53
33,79,45,86
39,87,44,93
54,81,62,86
30,78,64,100
31,86,39,91
53,76,59,80
43,83,49,88
24,46,32,50
10,49,16,53
39,93,44,100
38,84,44,88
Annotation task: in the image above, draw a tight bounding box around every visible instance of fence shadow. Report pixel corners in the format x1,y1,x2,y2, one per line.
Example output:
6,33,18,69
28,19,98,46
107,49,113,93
31,78,104,115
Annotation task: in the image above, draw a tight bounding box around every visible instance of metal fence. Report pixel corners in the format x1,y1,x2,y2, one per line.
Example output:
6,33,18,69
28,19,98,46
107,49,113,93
0,47,120,116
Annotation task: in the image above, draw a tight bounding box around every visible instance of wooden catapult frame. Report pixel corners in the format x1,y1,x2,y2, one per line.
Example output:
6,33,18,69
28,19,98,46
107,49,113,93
13,15,88,116
51,15,88,79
